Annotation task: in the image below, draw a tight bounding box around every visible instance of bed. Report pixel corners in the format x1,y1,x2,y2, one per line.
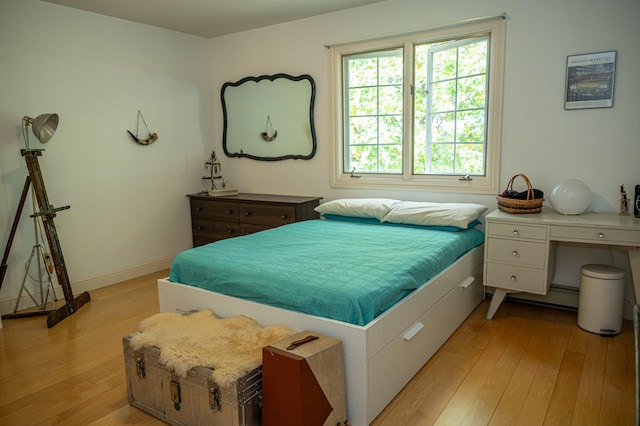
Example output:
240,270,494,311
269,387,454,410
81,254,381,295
158,199,487,425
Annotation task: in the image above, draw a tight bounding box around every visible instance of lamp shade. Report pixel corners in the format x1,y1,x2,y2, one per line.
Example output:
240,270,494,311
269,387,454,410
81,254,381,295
550,179,592,215
26,113,58,143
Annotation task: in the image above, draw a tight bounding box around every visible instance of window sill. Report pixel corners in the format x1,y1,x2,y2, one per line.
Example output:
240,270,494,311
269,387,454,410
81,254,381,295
330,173,499,194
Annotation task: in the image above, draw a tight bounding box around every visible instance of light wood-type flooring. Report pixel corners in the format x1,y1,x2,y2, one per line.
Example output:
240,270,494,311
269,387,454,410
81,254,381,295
0,270,635,425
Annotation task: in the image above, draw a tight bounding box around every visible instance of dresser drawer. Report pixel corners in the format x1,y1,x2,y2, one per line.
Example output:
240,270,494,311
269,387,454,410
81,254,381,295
241,223,271,235
486,237,547,267
485,262,548,294
191,199,238,221
550,225,640,245
239,203,296,227
192,218,240,243
486,221,547,240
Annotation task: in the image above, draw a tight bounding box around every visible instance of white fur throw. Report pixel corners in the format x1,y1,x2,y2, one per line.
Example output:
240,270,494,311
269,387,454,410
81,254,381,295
129,309,294,387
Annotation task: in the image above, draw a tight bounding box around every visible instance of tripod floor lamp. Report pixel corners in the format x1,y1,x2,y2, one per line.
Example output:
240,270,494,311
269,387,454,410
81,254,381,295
0,113,90,328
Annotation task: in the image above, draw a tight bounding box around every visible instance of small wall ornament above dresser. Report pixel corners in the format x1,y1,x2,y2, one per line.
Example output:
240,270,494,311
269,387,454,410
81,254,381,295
127,110,158,145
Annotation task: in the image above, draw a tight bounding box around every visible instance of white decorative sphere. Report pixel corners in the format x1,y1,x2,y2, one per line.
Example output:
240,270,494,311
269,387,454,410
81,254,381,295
550,179,592,215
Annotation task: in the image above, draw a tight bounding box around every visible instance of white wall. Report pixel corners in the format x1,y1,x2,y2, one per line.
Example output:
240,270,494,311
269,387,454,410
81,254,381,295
0,0,213,313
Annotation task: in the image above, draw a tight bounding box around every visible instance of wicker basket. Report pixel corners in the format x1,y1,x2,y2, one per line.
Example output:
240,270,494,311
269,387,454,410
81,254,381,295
497,174,544,214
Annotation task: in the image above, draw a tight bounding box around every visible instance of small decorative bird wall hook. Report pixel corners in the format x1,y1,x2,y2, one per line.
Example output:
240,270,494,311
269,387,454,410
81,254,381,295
127,110,158,145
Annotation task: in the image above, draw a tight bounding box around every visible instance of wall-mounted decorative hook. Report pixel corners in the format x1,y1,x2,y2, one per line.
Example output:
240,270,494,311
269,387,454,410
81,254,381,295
127,110,158,145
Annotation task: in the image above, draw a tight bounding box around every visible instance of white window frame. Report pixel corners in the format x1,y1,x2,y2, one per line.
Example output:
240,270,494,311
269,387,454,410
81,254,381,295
329,17,506,194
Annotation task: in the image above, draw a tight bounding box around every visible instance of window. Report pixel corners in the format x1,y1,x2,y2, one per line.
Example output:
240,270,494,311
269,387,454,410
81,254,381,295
330,16,505,193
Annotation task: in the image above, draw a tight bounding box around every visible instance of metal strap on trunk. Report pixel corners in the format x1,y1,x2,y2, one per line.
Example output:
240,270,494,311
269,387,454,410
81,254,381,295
208,379,222,411
170,371,182,411
134,352,146,379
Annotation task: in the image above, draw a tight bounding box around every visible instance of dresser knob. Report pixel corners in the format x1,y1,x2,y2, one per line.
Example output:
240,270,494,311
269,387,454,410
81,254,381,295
197,226,204,230
196,207,203,212
281,215,288,220
510,275,517,281
227,229,235,234
512,250,518,256
598,232,604,238
226,210,233,214
512,229,519,236
245,211,252,216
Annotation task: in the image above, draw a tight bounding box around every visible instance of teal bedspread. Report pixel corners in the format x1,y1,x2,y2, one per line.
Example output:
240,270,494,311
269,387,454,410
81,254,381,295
170,220,484,326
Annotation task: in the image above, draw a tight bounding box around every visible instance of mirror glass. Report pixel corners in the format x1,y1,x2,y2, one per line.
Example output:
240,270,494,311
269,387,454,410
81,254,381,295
222,74,317,161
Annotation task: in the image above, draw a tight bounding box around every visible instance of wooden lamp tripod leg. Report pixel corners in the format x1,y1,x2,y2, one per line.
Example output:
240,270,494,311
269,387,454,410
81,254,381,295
0,176,31,291
2,150,90,328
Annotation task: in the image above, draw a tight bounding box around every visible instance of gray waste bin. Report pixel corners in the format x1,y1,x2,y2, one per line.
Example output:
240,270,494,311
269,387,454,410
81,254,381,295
577,264,625,335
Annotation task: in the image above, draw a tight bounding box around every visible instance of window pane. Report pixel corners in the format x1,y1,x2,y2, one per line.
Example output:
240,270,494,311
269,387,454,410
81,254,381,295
379,55,403,84
344,48,403,173
379,144,403,173
431,80,456,112
380,115,403,144
349,58,378,86
349,145,378,172
415,35,489,176
455,143,484,173
456,110,485,143
349,116,377,145
349,87,377,115
379,86,403,114
458,40,487,76
431,143,454,173
431,112,455,142
432,48,457,82
457,75,486,110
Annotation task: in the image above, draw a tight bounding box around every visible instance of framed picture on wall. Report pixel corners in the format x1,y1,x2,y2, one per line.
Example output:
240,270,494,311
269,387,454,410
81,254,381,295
565,50,616,110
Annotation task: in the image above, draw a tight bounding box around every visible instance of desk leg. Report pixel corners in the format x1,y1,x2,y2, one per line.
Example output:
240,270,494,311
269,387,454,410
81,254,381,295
487,288,508,320
628,248,640,305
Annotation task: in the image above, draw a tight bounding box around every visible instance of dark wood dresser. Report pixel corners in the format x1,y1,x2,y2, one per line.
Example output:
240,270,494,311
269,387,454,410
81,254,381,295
188,193,322,246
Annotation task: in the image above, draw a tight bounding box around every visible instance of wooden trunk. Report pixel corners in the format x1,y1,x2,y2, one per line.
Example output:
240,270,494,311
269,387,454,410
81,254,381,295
262,331,347,426
123,334,262,426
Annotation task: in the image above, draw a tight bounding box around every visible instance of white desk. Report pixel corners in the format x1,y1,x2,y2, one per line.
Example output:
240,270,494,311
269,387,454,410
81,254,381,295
483,209,640,319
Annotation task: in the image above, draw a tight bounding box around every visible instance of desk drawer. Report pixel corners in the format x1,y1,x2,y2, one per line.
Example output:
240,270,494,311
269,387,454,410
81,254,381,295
487,222,547,240
550,225,640,245
486,238,547,267
485,262,547,294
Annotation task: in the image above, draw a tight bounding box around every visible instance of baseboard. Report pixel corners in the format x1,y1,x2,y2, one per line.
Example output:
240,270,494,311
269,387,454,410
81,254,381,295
485,284,635,321
0,256,174,317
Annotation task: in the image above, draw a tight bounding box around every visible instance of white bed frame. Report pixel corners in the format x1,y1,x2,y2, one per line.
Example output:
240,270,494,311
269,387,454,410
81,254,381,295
157,244,484,425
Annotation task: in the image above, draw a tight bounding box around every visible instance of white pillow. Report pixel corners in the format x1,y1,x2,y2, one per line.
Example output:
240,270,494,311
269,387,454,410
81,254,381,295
314,198,399,221
381,201,487,229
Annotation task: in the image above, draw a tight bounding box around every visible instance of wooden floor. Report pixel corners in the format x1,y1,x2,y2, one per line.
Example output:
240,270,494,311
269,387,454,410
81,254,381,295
0,271,635,425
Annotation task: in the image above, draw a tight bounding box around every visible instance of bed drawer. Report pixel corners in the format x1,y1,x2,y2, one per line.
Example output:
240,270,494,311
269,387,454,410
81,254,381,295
368,274,482,416
239,203,296,227
191,199,238,221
